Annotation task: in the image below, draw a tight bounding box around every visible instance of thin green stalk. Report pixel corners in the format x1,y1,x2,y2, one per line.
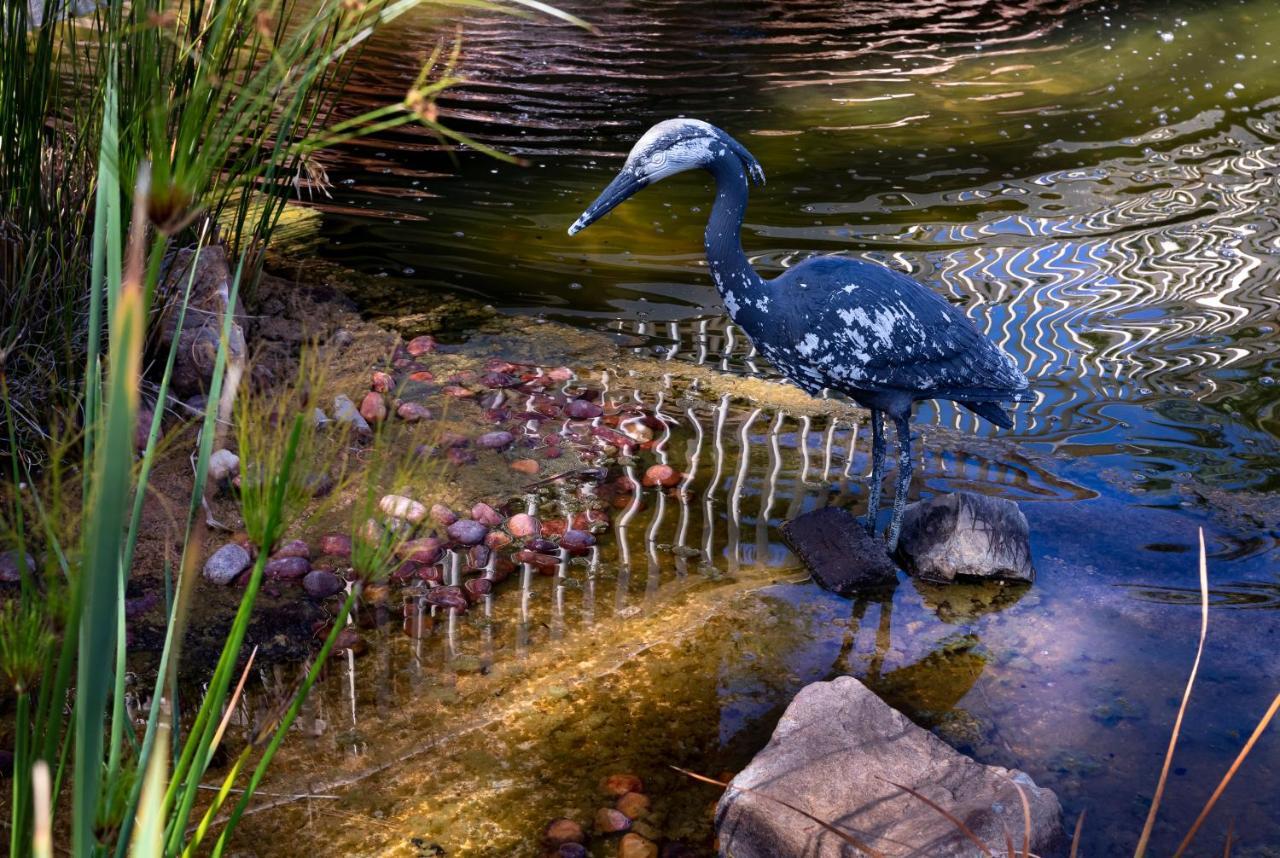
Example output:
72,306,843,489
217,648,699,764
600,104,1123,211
211,586,361,855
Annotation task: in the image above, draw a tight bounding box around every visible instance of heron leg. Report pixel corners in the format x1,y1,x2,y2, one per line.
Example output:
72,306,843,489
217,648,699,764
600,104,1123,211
886,414,913,551
865,409,885,534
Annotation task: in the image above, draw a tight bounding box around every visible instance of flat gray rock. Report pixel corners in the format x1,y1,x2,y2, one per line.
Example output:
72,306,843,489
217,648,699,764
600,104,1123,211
716,676,1061,857
782,507,897,594
895,492,1034,583
203,542,251,585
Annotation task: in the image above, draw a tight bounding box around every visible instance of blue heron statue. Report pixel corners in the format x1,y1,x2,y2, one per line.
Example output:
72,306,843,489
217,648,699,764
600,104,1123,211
569,118,1032,549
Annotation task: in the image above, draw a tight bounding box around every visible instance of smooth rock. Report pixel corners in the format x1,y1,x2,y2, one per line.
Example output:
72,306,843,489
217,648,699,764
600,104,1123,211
447,519,487,546
616,792,650,819
556,845,588,858
423,585,467,612
896,491,1034,583
397,402,432,422
406,334,438,355
371,371,394,393
510,458,539,475
0,550,36,583
471,502,504,527
476,430,515,450
401,537,445,564
359,391,388,424
380,494,428,524
601,774,644,797
265,555,309,580
430,504,459,526
565,398,603,419
594,807,631,835
781,507,898,594
303,570,344,599
716,676,1062,857
319,533,352,557
273,539,310,559
618,833,658,858
641,464,680,488
544,818,586,847
507,513,541,538
203,543,251,585
208,448,240,482
332,395,372,437
560,529,596,554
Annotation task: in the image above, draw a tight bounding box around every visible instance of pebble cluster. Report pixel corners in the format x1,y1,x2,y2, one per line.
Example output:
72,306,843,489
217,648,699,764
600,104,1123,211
542,774,691,858
199,339,697,655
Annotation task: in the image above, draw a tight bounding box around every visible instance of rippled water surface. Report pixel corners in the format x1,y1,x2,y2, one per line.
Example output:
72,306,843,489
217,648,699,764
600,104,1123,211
254,0,1280,854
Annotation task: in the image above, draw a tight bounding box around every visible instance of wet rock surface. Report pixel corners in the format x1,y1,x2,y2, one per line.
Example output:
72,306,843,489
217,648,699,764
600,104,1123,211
895,492,1035,583
203,543,252,585
781,507,898,594
716,676,1062,857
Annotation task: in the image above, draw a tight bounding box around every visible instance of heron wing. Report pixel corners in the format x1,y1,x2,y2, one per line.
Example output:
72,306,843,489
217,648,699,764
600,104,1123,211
787,258,1029,398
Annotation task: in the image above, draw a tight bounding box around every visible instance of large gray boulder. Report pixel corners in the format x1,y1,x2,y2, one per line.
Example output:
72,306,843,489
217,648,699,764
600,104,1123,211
156,246,248,399
895,492,1034,583
716,676,1061,858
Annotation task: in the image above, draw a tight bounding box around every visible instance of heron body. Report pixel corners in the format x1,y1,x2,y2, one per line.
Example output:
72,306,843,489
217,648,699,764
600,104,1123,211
569,118,1032,549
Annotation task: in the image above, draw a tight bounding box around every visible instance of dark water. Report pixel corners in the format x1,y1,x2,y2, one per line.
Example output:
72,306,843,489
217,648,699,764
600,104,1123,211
258,0,1280,854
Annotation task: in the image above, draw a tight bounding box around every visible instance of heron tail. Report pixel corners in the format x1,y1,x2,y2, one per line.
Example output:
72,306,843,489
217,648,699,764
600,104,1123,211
961,400,1013,429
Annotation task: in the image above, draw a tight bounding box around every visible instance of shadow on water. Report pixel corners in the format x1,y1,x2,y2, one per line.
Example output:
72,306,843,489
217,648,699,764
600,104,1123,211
240,0,1280,854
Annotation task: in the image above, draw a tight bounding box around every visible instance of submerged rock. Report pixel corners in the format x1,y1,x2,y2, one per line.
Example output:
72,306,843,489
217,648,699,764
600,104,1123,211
332,395,372,437
594,807,631,834
716,676,1061,857
303,569,344,599
781,507,897,594
895,492,1034,583
544,818,586,847
203,543,251,585
208,448,240,483
156,246,248,398
0,550,36,583
618,833,658,858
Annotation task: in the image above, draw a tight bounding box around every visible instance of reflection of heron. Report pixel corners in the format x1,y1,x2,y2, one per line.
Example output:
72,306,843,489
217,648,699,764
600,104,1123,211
570,119,1032,547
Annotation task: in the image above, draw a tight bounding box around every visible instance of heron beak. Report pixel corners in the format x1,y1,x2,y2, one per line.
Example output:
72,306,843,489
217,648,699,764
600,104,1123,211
568,170,647,235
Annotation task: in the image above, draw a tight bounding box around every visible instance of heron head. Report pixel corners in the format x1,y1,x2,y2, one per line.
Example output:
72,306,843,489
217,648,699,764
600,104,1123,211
568,118,765,235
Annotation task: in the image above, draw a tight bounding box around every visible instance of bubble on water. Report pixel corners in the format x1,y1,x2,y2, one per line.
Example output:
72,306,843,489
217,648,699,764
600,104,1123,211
1159,31,1174,42
1261,377,1276,386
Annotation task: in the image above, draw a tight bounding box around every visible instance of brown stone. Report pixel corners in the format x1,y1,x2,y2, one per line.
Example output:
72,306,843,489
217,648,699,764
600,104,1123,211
618,833,658,858
600,773,644,798
359,391,388,423
543,818,585,847
594,807,631,835
511,458,540,475
615,792,650,819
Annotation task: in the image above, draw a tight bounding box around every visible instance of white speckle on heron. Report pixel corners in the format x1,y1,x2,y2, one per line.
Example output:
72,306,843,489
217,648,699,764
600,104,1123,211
797,334,819,357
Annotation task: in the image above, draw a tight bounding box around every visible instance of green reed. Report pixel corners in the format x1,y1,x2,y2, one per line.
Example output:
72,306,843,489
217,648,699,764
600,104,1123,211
0,0,587,854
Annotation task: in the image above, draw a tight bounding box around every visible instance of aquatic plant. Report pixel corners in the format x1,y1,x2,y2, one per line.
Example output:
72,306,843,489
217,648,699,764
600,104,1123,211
0,0,588,854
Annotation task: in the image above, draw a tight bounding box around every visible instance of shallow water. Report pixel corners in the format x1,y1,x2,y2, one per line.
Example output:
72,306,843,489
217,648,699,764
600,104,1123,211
249,0,1280,854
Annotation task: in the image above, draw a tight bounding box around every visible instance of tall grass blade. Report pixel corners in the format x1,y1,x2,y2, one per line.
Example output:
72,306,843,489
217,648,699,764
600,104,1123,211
1068,810,1085,858
1171,694,1280,857
885,779,994,857
1134,528,1211,858
130,723,169,858
670,766,886,858
31,762,50,858
74,84,145,858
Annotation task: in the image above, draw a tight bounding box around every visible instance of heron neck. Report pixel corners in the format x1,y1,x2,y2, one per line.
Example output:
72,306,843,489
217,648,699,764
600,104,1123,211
704,156,765,296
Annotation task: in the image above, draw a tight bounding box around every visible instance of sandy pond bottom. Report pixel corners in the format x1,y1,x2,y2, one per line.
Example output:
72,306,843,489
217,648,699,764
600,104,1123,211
224,404,1278,856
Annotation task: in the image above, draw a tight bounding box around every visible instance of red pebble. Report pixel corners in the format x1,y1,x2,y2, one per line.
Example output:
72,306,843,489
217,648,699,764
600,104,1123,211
371,371,394,393
359,391,388,423
406,335,438,355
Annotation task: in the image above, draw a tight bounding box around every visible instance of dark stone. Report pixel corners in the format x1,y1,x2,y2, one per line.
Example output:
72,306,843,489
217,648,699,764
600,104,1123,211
895,491,1034,583
303,570,344,599
265,555,309,580
781,507,897,595
423,585,467,612
156,246,248,398
446,519,487,546
203,543,252,585
476,430,515,450
0,550,36,583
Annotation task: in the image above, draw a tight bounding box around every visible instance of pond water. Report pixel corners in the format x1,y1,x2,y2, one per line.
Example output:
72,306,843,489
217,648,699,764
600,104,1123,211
249,0,1280,854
